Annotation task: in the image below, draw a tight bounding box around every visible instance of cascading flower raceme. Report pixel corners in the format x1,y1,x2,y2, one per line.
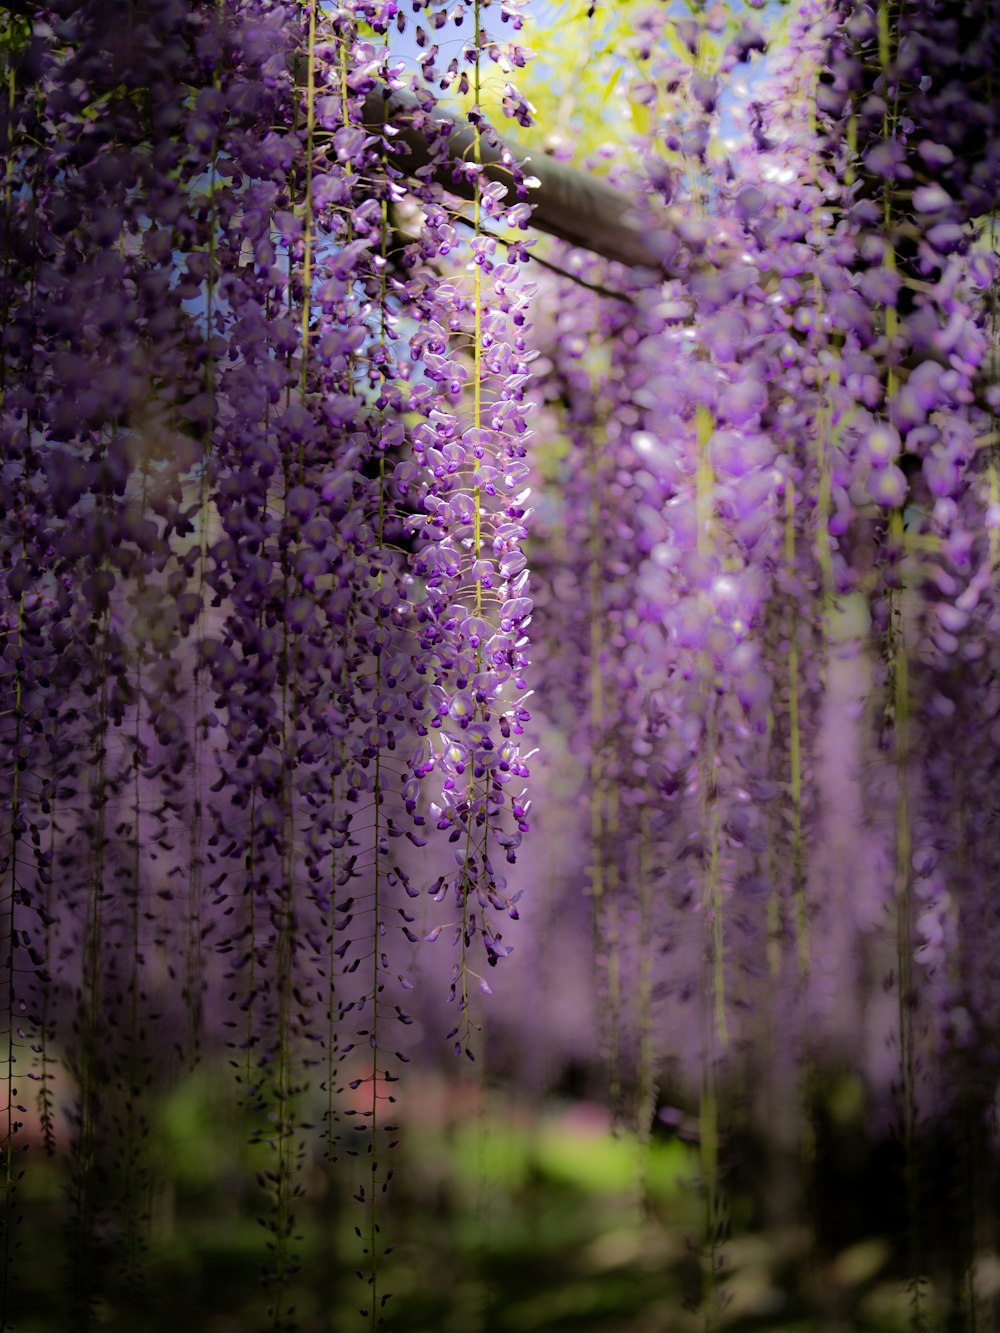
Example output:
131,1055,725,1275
4,0,1000,1327
1,0,536,1324
523,0,1000,1314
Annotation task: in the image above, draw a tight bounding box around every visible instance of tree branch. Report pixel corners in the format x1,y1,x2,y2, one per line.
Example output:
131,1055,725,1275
363,85,663,271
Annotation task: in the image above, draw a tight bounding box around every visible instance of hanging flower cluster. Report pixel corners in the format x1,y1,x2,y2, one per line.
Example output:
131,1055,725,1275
528,0,999,1068
521,0,1000,1318
5,0,1000,1325
1,0,537,1322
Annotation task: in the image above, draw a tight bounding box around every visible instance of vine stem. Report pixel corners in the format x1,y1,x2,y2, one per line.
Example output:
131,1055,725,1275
876,0,923,1321
696,404,726,1051
457,0,485,1056
695,399,727,1332
364,38,394,1323
784,481,808,978
633,807,656,1216
1,581,23,1333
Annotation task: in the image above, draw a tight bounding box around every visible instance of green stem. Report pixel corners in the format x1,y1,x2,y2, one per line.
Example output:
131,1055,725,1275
1,583,23,1330
784,482,808,977
696,405,727,1051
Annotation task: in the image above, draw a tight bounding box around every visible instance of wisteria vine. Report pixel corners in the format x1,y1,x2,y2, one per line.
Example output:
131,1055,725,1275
3,0,1000,1328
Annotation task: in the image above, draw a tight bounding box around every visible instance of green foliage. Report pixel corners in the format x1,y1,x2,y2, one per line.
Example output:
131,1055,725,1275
4,1066,964,1332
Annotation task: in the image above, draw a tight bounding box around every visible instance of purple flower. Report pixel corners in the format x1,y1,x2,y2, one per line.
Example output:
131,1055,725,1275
867,463,908,508
912,183,952,214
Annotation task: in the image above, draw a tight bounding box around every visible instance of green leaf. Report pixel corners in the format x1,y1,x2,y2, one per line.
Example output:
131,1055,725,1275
628,94,650,139
598,65,623,110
